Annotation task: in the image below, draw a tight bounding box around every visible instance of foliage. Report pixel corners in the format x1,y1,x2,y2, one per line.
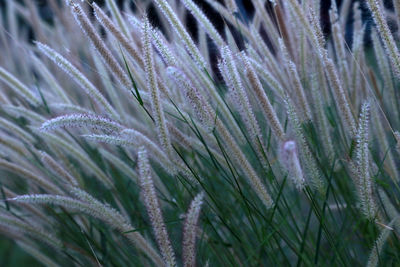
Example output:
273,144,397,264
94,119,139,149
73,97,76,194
0,0,400,266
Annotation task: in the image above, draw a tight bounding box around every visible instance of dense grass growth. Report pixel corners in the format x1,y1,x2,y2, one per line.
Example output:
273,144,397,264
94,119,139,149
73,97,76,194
0,0,399,266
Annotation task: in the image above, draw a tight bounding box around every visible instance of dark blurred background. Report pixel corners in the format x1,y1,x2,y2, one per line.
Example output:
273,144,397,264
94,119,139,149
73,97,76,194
0,0,398,46
2,0,392,77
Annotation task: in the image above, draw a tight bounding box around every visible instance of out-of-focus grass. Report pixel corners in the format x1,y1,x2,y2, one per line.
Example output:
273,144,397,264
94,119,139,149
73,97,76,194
0,239,40,266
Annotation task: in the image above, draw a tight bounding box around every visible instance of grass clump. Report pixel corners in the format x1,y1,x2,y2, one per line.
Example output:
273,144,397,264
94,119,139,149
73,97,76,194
0,0,400,266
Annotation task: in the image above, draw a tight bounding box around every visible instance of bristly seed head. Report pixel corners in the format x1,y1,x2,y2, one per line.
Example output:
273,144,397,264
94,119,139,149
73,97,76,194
280,140,305,190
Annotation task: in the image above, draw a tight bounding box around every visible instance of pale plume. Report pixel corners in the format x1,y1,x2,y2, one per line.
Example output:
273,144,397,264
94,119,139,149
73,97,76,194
366,0,400,77
70,3,131,88
280,140,305,190
182,192,204,267
354,102,376,220
142,16,173,158
40,114,124,133
138,147,176,267
153,0,206,69
35,42,120,120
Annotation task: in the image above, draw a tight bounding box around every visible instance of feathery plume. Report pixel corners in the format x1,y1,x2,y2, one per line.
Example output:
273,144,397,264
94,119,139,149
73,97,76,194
126,14,177,66
152,0,206,69
83,133,134,146
167,63,246,143
2,1,399,264
279,37,311,120
246,56,285,97
250,0,279,49
166,67,214,129
201,0,245,37
70,3,131,87
1,188,51,224
104,0,130,38
215,118,274,208
246,28,281,78
241,53,285,141
366,0,400,77
182,192,204,267
138,147,176,267
372,31,399,122
40,114,124,133
35,42,119,120
324,57,356,136
93,3,143,67
220,46,263,148
284,96,324,192
150,26,178,67
280,140,305,190
310,76,334,162
354,102,376,220
69,187,127,224
0,143,28,162
287,60,312,121
330,2,350,90
142,17,173,157
181,0,224,47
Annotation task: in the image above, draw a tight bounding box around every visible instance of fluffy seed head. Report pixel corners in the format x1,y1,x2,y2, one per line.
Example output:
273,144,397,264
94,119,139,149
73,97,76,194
281,140,305,190
182,192,204,267
138,147,176,267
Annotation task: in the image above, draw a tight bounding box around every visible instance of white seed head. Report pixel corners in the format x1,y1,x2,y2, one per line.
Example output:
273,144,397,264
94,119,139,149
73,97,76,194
182,192,204,267
354,102,376,220
40,114,124,133
138,147,176,267
281,140,305,190
70,3,131,87
35,42,119,120
166,66,214,129
142,16,173,157
153,0,206,69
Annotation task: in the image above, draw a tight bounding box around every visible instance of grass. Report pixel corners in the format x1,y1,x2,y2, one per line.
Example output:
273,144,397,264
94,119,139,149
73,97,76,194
0,0,399,266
